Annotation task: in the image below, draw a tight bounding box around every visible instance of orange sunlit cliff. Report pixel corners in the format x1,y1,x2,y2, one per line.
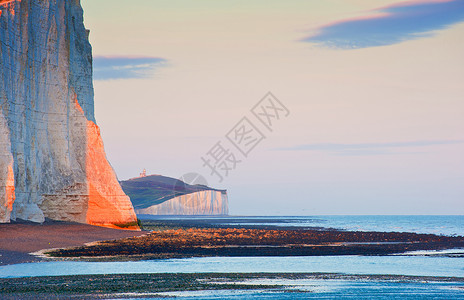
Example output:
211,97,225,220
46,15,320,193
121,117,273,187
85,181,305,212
83,109,138,228
0,0,138,229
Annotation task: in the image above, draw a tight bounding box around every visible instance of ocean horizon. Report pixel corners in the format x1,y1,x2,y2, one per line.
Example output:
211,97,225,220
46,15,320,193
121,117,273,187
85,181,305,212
139,215,464,236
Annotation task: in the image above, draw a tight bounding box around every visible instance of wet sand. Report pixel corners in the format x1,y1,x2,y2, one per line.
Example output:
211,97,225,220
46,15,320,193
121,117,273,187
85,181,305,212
0,220,145,266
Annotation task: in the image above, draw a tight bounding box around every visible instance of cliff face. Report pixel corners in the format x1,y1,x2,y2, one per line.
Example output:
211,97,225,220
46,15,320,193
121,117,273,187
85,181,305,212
120,175,229,216
0,0,138,227
135,190,229,216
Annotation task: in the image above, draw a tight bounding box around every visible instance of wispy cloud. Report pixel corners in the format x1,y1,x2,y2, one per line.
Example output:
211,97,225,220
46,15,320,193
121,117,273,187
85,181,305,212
93,56,167,80
277,140,464,156
303,0,464,49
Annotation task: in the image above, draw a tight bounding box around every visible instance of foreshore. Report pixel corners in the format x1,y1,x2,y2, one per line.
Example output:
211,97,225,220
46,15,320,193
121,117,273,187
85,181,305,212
46,228,464,260
1,218,464,299
0,220,145,266
1,218,464,265
25,218,464,261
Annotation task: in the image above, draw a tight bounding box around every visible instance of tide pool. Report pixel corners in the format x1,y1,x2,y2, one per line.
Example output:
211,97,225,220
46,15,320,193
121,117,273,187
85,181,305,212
1,255,463,278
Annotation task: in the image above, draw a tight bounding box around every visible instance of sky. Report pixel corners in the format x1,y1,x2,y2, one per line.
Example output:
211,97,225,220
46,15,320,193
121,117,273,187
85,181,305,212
80,0,464,215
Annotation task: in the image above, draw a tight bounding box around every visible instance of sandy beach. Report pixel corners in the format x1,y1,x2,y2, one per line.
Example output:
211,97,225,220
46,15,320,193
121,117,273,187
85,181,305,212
0,221,145,266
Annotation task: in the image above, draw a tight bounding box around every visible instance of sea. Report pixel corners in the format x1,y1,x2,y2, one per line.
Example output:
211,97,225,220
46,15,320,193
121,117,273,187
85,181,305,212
178,215,464,236
1,215,463,299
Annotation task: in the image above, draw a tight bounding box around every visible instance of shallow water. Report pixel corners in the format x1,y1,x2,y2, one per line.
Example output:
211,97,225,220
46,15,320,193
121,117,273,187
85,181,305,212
117,279,464,300
1,255,463,278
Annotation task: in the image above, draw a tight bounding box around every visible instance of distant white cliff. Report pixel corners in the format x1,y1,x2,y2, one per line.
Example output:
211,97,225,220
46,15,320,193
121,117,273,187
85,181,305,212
120,175,229,216
0,0,138,228
136,190,229,216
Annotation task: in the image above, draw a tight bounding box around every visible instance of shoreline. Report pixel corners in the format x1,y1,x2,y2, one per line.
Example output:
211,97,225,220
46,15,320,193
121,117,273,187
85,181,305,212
44,219,464,260
2,218,464,298
0,220,145,266
2,218,463,266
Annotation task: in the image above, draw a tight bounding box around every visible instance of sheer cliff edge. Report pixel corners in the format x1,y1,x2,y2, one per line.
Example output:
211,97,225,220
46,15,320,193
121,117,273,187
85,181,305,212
121,175,229,216
0,0,138,229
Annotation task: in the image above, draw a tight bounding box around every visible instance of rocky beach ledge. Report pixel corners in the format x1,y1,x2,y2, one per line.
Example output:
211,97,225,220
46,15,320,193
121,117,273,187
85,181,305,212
1,218,461,264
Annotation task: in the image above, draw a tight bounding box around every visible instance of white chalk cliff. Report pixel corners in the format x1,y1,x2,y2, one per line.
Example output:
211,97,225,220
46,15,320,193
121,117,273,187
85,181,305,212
136,190,229,216
0,0,138,228
120,175,229,216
